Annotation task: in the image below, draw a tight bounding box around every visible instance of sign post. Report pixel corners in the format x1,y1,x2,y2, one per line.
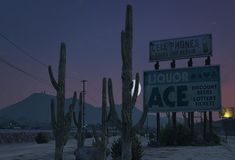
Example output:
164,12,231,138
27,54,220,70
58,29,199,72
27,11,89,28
205,56,213,141
154,62,160,143
188,58,194,138
170,60,177,144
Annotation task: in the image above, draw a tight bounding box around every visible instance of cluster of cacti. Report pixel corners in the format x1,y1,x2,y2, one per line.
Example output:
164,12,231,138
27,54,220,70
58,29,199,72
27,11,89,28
48,43,77,160
107,5,148,160
48,5,146,160
73,92,85,147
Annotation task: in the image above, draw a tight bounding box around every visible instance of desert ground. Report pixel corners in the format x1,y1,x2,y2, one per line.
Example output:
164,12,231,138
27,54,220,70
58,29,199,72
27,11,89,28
0,136,235,160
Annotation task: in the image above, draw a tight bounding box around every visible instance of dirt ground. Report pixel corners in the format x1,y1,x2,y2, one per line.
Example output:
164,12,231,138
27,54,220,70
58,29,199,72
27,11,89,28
0,136,234,160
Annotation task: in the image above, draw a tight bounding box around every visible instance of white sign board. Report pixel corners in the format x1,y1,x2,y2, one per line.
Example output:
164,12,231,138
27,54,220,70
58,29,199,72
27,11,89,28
144,65,221,112
150,34,212,62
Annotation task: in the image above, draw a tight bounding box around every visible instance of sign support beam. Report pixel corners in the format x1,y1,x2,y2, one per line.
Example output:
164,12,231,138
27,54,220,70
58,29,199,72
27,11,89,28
170,60,177,144
154,61,160,143
188,58,194,139
205,56,213,141
203,112,207,140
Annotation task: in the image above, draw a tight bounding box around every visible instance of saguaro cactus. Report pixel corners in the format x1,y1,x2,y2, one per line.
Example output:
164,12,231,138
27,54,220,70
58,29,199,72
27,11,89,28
108,5,148,160
73,92,84,147
92,78,108,160
48,43,77,160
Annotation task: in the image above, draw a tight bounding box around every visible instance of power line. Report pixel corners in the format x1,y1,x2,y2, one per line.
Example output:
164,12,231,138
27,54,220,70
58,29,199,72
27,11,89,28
0,32,102,105
1,56,101,106
0,33,84,82
0,33,48,67
0,57,50,86
0,33,80,77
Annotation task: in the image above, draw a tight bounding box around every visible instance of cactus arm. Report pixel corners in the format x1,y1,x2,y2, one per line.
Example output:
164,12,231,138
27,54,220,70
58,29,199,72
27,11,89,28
69,91,77,111
74,91,83,147
73,111,78,127
63,92,77,145
107,78,122,129
131,73,139,108
73,92,81,127
65,92,77,127
48,66,59,91
79,91,83,107
73,91,81,127
133,104,148,133
78,91,83,130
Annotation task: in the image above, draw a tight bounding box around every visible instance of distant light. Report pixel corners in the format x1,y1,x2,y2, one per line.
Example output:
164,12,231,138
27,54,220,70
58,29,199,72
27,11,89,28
220,107,234,118
131,79,141,96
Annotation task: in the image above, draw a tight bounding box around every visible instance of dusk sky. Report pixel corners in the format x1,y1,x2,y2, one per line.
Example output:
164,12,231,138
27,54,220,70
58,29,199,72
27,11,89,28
0,0,235,115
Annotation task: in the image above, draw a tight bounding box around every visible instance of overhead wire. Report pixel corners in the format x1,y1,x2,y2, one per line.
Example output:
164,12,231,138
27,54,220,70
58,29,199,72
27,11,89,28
0,56,100,105
0,32,101,105
0,32,82,80
0,57,50,87
0,33,48,67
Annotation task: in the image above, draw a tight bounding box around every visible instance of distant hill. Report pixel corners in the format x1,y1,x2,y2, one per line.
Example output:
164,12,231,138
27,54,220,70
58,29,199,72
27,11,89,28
0,93,101,128
0,93,170,129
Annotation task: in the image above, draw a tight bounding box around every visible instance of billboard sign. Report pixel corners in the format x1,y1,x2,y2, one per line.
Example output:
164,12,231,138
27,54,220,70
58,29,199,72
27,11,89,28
149,34,212,62
144,65,221,112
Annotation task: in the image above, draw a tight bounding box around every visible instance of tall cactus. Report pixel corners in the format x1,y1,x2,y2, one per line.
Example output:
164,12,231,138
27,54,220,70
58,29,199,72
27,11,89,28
108,5,148,160
73,92,84,147
92,78,108,160
48,43,77,160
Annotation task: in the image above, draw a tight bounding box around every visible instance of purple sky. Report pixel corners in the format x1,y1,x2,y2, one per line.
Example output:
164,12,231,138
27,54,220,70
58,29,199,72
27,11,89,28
0,0,235,115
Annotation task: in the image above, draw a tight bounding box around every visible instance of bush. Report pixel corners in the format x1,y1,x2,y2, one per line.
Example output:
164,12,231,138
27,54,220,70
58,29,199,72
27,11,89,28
175,123,192,145
159,123,221,146
204,132,221,145
111,136,143,160
35,132,49,144
211,132,220,144
159,123,191,146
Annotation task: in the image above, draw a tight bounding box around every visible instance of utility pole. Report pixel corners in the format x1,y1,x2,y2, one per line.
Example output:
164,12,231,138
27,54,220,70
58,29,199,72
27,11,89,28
81,80,87,132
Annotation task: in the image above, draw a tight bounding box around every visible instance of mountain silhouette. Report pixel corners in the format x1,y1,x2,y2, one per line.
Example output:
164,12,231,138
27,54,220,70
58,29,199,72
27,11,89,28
0,93,169,129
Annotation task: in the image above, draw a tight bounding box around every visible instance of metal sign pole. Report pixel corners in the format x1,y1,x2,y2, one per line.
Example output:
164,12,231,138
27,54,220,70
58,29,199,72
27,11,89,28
205,56,213,141
188,58,194,138
171,60,177,144
154,61,160,143
203,112,207,140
